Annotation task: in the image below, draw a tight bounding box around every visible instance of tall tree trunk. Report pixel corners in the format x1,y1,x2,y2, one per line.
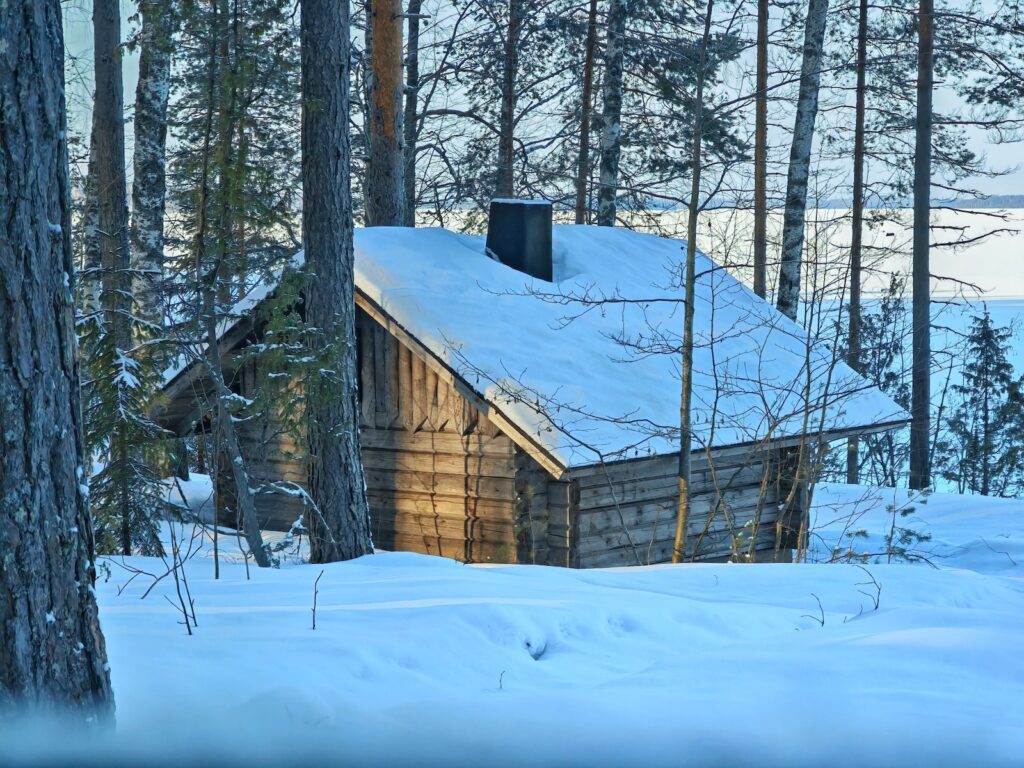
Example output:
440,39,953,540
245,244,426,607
909,0,933,490
775,0,829,321
82,123,103,315
301,0,375,563
0,0,114,716
403,0,422,226
366,0,405,225
846,0,868,484
673,0,714,564
495,0,521,199
752,0,768,297
94,0,135,555
130,0,174,333
574,0,599,224
597,0,626,226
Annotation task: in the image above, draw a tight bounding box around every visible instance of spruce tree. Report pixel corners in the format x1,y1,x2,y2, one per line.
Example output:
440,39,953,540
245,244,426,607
939,312,1024,497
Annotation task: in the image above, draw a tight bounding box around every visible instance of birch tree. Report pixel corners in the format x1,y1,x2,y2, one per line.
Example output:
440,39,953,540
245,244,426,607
574,0,599,224
845,0,868,483
751,0,768,298
301,0,375,562
775,0,829,321
130,0,175,331
597,0,626,226
0,0,114,716
403,0,423,225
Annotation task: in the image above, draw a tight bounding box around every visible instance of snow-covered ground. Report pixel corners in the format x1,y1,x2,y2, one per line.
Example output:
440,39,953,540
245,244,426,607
3,485,1023,766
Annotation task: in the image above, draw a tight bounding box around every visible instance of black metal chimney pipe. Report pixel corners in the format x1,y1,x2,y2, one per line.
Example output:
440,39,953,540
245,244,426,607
485,199,553,281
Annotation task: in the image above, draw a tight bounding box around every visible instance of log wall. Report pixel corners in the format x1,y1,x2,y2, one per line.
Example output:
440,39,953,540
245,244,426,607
356,309,536,564
566,447,805,568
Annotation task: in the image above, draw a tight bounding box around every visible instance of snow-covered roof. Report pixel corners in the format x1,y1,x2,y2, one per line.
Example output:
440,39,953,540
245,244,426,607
164,224,907,471
353,225,906,468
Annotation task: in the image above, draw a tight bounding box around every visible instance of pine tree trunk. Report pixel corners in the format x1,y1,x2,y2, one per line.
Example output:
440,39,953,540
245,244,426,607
846,0,868,484
909,0,933,490
597,0,626,227
93,0,135,555
574,0,599,224
0,0,114,716
403,0,422,226
752,0,768,298
673,0,714,564
130,0,174,331
775,0,829,321
366,0,405,225
495,0,520,199
301,0,374,563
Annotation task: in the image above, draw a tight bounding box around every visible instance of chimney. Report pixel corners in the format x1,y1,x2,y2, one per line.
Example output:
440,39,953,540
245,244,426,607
485,199,553,281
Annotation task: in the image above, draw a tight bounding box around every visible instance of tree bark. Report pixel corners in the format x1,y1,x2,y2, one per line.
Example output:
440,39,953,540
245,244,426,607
846,0,868,484
93,0,135,555
909,0,933,490
775,0,829,321
0,0,114,716
301,0,374,563
574,0,599,224
366,0,405,225
752,0,768,298
495,0,521,199
673,0,714,564
130,0,174,332
81,123,102,315
403,0,422,226
597,0,626,226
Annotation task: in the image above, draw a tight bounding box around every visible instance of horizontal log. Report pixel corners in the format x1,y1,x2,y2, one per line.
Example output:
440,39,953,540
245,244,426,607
576,504,778,560
361,447,516,478
577,468,776,511
371,510,514,546
579,526,781,568
578,485,777,535
360,428,516,457
363,467,515,502
572,454,773,493
366,489,514,521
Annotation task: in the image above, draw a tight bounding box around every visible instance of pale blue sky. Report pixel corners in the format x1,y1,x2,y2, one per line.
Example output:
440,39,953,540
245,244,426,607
61,0,1024,199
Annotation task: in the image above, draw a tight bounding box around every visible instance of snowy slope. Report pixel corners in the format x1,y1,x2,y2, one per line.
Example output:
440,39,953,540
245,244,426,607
354,225,907,467
4,487,1021,767
810,484,1024,573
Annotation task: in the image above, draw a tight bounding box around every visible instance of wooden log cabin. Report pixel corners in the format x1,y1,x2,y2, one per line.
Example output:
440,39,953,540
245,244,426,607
158,201,907,567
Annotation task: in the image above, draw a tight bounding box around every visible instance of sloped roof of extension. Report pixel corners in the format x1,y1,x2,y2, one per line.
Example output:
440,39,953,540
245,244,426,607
163,224,908,474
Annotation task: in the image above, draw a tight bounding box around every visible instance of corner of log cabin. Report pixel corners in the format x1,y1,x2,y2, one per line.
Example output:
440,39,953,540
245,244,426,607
357,308,520,564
